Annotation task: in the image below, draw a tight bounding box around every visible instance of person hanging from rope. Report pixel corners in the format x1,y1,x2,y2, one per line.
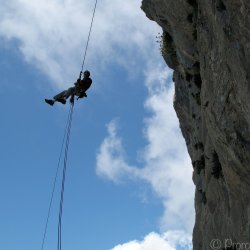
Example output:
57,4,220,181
45,70,92,106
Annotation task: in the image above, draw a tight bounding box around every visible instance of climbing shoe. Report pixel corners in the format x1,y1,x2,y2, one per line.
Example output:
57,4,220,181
57,98,66,104
45,99,54,106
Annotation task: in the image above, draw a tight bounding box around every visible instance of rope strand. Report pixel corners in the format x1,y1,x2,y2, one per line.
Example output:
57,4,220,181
41,0,98,248
40,106,73,250
57,103,74,250
80,0,98,73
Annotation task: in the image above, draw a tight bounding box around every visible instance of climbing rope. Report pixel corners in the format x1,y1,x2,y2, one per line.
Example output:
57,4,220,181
41,0,98,249
79,0,98,78
40,103,74,250
57,102,74,250
40,105,74,250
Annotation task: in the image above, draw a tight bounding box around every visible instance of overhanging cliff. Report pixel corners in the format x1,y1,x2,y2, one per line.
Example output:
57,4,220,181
141,0,250,249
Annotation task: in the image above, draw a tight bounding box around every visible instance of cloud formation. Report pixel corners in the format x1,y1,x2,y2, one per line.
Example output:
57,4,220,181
96,63,194,233
111,230,192,250
0,0,159,87
96,119,135,183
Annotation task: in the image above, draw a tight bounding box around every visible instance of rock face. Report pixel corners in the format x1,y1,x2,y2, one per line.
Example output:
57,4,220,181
141,0,250,249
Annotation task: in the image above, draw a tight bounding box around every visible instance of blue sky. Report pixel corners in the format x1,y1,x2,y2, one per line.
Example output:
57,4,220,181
0,1,194,249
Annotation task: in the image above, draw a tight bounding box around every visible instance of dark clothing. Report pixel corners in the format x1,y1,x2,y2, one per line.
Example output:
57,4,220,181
45,72,92,106
74,77,92,94
53,77,92,101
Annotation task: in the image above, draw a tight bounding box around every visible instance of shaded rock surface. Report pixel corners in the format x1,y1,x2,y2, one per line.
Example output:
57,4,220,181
142,0,250,249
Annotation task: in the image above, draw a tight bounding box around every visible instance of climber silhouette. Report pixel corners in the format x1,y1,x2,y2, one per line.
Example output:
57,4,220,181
45,70,92,106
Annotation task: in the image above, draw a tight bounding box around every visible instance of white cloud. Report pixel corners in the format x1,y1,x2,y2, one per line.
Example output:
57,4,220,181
96,64,194,233
111,230,192,250
96,119,136,183
0,0,159,87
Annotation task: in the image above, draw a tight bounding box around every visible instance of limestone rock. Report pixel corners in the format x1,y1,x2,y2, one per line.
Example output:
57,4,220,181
141,0,250,249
